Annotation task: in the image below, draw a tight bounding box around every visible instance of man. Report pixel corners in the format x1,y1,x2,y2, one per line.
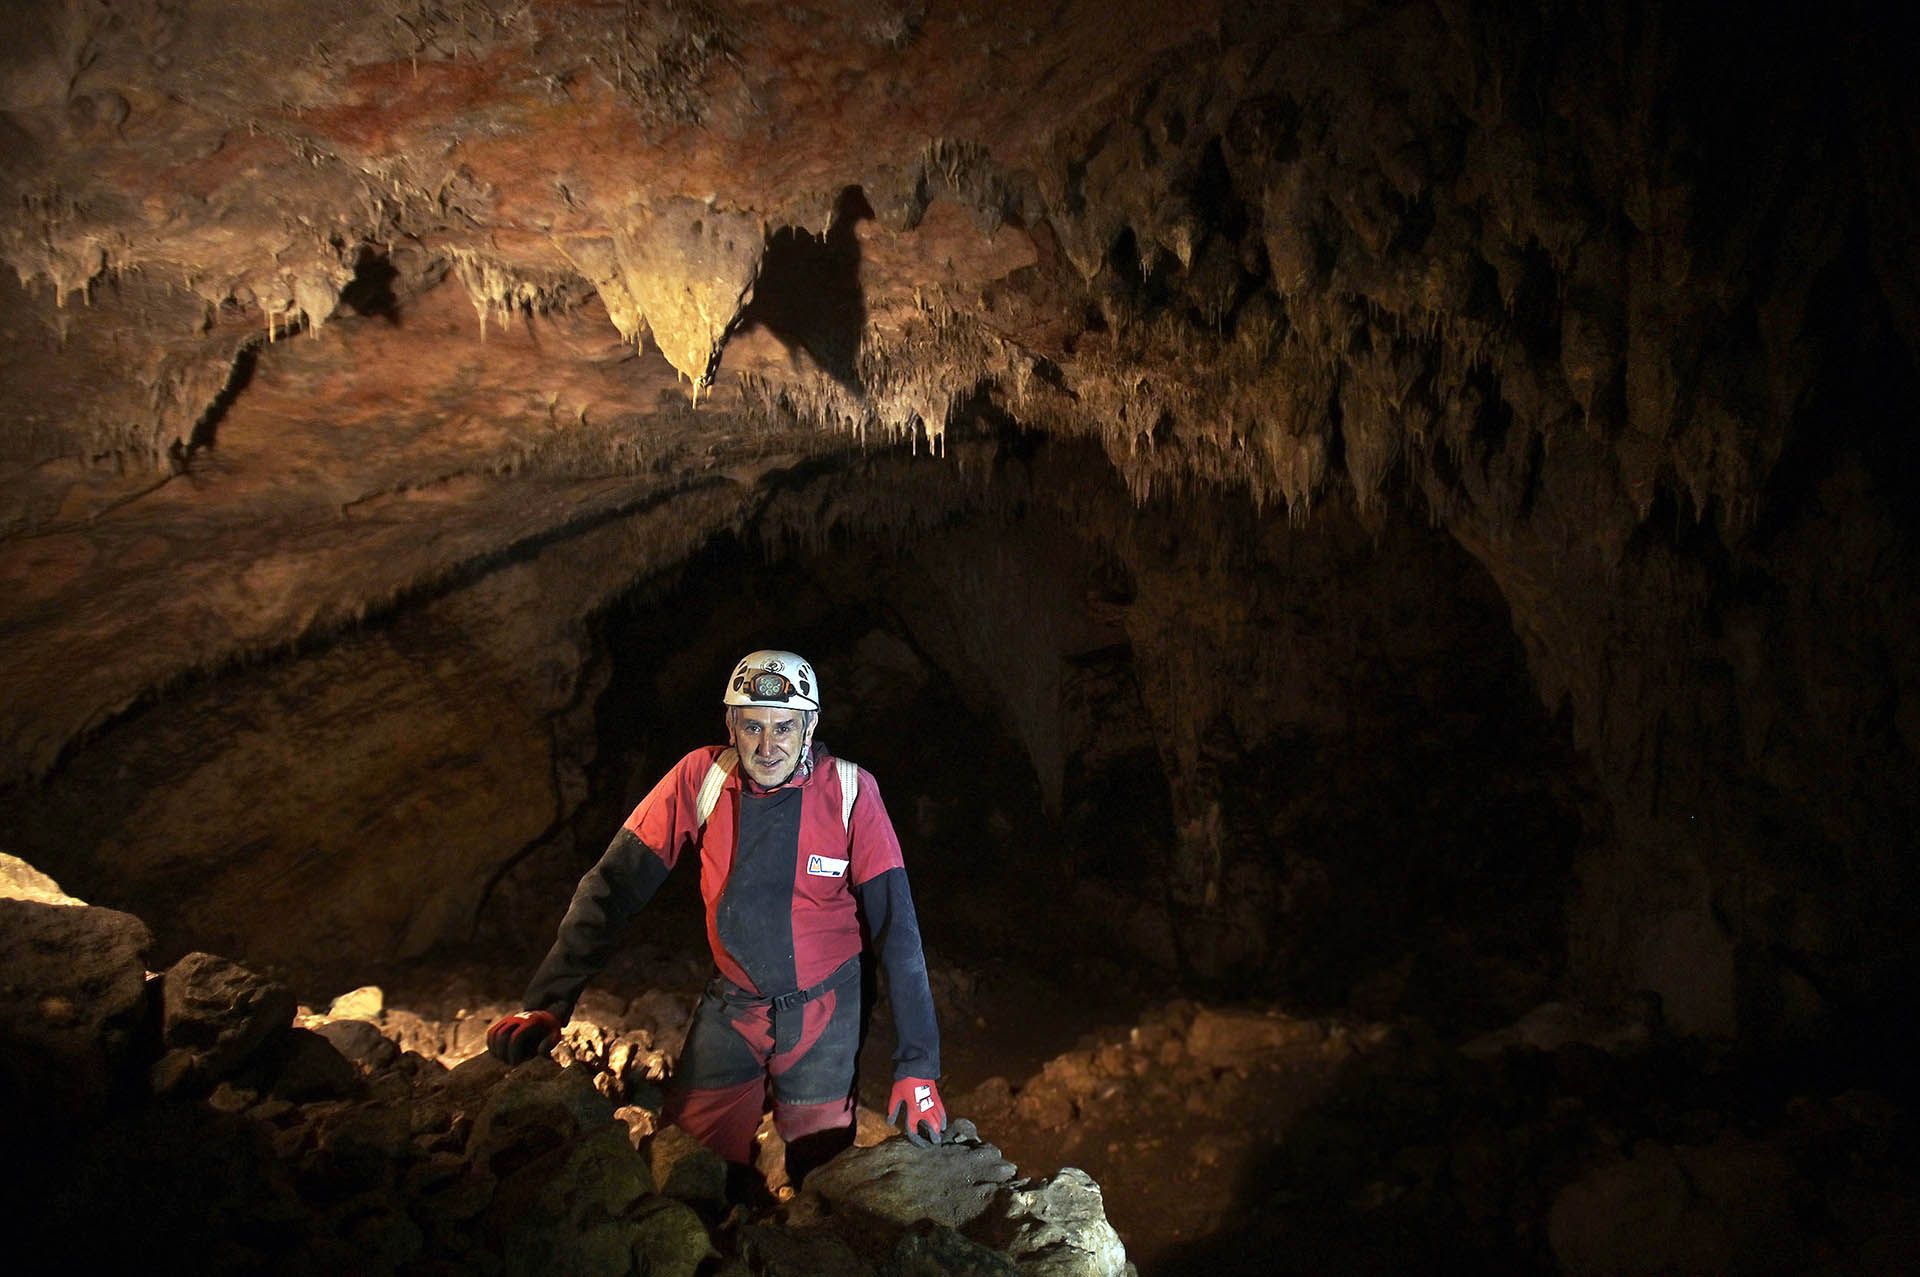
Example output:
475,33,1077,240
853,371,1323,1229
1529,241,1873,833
486,649,948,1188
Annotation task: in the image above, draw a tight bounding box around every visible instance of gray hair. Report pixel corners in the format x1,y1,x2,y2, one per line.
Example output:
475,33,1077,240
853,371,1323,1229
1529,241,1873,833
726,706,818,733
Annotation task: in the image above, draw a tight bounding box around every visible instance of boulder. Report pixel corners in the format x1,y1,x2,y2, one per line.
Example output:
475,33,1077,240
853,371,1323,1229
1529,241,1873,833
884,1222,1019,1276
614,1103,659,1147
631,1196,720,1277
468,1057,615,1178
977,1168,1129,1277
794,1123,1131,1275
739,1222,874,1276
649,1124,728,1212
489,1125,655,1276
0,895,154,1128
251,1027,365,1102
315,1018,402,1074
326,986,385,1021
0,851,87,905
312,1100,415,1192
798,1119,1019,1236
150,952,297,1094
381,1007,449,1060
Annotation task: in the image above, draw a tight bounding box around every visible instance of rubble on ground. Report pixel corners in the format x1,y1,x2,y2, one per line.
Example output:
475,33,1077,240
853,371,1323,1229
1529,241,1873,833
6,861,1912,1275
4,887,1136,1276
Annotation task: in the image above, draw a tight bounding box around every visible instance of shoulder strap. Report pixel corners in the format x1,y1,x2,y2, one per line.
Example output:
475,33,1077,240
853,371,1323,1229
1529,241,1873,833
698,749,855,831
696,748,739,826
835,757,859,831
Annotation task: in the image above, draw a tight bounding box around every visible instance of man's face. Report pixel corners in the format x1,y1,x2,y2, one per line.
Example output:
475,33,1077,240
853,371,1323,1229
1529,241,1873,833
728,706,815,788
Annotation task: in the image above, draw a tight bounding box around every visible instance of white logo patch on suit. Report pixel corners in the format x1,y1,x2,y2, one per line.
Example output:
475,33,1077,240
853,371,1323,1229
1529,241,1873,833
806,854,849,878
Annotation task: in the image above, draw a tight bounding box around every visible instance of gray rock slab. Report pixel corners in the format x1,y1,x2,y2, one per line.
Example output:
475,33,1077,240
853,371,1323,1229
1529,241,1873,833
799,1119,1019,1236
980,1168,1129,1277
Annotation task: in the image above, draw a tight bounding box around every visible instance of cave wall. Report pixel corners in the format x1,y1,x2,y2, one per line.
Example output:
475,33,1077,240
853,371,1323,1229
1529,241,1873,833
1,0,1916,1041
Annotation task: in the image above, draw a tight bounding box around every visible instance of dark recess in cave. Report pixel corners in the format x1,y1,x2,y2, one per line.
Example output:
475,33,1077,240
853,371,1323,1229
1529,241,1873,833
480,438,1591,1047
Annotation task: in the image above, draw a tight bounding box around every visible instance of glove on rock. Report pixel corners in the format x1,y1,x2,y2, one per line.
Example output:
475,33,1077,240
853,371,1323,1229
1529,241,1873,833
888,1076,949,1147
485,1009,561,1064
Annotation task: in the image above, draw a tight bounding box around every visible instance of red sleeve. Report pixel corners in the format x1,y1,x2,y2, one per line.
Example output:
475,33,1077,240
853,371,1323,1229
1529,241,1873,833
847,767,905,886
623,746,725,869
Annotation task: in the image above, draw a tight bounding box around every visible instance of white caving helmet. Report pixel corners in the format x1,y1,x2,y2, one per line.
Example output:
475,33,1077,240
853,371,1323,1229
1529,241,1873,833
724,649,821,711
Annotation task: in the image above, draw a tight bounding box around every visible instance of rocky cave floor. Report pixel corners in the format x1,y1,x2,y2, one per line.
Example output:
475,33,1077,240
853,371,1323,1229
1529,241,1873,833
18,845,1917,1277
336,936,1920,1276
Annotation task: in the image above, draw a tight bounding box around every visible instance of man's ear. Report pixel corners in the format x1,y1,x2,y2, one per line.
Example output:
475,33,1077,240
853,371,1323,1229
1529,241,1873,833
804,712,819,750
723,710,738,747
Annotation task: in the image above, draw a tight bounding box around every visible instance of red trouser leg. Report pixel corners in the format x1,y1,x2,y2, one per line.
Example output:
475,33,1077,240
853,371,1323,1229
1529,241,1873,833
774,1096,855,1185
665,1077,766,1166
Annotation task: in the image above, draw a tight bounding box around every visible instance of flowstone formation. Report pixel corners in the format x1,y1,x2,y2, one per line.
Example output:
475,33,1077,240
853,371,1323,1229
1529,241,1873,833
2,0,1916,1063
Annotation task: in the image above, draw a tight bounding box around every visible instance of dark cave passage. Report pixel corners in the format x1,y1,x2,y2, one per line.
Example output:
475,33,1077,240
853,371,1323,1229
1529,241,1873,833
474,435,1589,1050
431,437,1594,1268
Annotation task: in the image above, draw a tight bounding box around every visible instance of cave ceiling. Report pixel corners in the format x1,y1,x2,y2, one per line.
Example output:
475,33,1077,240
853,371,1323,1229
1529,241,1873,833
3,1,1917,1037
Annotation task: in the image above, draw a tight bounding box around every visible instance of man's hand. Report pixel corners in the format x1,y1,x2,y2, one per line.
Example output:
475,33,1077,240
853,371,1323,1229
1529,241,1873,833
485,1009,562,1064
887,1077,949,1147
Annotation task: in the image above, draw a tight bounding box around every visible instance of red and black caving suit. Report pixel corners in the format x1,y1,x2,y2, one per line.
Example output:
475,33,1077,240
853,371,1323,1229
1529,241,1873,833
521,743,940,1168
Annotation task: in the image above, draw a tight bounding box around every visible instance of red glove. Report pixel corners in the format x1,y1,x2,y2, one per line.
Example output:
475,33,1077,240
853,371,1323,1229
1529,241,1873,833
888,1077,948,1147
485,1009,561,1064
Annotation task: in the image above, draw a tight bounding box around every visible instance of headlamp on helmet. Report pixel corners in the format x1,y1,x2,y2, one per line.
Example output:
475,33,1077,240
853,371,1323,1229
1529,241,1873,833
723,649,820,711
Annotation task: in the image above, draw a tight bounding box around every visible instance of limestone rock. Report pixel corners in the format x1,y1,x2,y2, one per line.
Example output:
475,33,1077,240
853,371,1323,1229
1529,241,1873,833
794,1123,1130,1274
632,1196,720,1277
614,1102,659,1147
468,1057,616,1176
315,1017,402,1074
0,851,86,905
252,1026,365,1103
151,952,298,1094
739,1223,874,1276
381,1007,449,1060
649,1123,729,1212
799,1119,1019,1235
0,896,153,1128
489,1125,655,1276
313,1100,415,1192
884,1222,1019,1276
978,1168,1128,1277
326,986,385,1020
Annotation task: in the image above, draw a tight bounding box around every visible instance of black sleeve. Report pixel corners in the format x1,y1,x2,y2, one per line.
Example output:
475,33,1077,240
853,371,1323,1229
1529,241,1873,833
855,866,941,1079
519,827,671,1020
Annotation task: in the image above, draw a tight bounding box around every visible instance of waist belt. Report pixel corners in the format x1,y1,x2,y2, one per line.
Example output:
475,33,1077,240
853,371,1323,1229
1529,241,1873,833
715,955,861,1055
